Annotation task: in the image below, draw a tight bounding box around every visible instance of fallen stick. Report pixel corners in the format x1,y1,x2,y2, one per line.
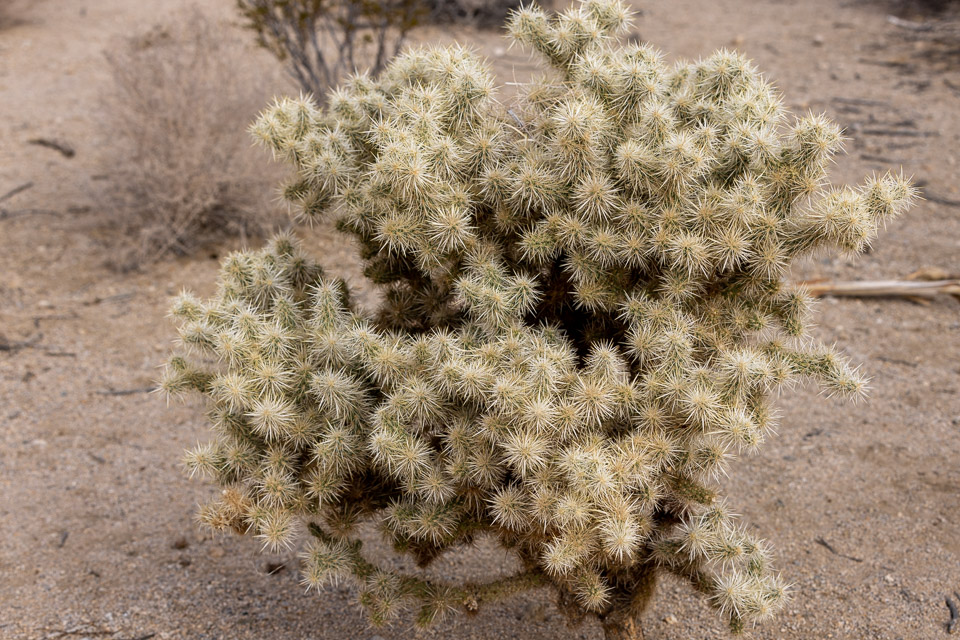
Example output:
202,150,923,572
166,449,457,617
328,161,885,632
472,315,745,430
859,153,899,165
0,333,43,353
96,387,154,396
0,207,60,221
802,278,960,300
27,137,75,158
831,96,891,108
84,292,136,306
0,181,33,203
814,537,864,563
860,129,938,137
858,58,912,68
924,192,960,208
886,15,934,32
947,594,958,634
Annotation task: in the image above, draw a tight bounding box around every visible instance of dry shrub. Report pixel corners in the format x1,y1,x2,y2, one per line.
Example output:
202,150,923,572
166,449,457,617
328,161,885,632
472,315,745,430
100,9,281,270
237,0,423,104
236,0,544,104
426,0,548,28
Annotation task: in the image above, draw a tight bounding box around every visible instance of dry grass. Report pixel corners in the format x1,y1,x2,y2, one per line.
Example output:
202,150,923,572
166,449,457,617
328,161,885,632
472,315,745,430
98,9,282,270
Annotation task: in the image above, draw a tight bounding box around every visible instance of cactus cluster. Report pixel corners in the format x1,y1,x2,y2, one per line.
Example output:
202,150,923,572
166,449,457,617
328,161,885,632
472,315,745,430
163,0,915,635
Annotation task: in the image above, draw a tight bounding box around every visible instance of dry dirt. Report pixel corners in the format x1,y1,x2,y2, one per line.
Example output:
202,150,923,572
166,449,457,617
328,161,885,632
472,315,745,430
1,1,959,639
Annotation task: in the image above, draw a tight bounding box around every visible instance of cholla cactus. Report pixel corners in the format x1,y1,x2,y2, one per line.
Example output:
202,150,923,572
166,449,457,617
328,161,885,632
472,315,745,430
162,1,915,637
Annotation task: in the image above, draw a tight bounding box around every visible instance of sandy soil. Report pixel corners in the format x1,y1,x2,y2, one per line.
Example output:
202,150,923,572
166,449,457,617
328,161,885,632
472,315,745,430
1,1,959,638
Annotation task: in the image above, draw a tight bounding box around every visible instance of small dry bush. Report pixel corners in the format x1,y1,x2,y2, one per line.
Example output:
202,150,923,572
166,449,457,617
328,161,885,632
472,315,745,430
237,0,542,104
237,0,423,103
99,10,281,270
426,0,548,28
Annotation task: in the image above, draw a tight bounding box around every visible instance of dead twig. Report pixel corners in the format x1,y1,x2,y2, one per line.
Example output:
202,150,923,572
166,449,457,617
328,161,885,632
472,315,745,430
96,387,154,396
858,57,912,69
84,292,135,306
802,278,960,301
832,96,891,108
31,313,79,330
0,207,60,221
0,181,33,203
37,627,115,638
886,15,934,32
885,141,924,151
859,153,899,165
830,96,890,107
506,108,527,132
860,128,938,137
814,537,864,563
876,355,918,368
27,137,75,158
923,192,960,208
0,332,77,357
946,594,958,634
0,332,43,353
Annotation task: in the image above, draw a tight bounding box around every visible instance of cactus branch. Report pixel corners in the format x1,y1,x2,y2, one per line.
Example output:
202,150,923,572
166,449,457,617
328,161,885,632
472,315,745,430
307,523,549,614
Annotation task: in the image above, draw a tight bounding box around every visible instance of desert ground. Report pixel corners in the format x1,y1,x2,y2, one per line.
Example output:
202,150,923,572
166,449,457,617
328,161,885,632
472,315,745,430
1,0,959,638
